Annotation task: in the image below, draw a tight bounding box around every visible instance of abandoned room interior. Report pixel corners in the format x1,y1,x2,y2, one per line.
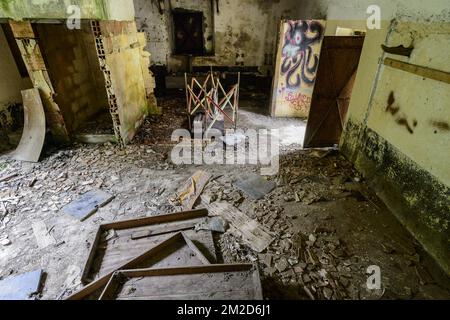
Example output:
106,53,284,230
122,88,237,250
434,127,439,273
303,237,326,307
0,0,449,302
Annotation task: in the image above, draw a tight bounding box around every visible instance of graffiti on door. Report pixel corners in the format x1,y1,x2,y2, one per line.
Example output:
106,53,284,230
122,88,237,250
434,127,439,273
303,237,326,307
272,20,326,117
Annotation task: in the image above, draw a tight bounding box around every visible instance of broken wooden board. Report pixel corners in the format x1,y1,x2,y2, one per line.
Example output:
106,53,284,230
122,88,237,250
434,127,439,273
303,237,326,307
99,264,263,300
170,170,212,210
205,202,274,253
233,173,276,200
0,269,43,300
384,57,450,85
62,190,114,221
67,231,212,300
79,208,215,285
12,88,46,163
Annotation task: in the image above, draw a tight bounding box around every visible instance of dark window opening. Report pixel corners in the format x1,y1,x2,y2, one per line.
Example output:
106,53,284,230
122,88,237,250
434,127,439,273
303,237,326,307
172,10,205,56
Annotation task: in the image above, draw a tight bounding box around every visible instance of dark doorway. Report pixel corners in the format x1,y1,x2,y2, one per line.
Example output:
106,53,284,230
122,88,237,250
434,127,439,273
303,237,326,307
172,10,205,55
303,36,365,148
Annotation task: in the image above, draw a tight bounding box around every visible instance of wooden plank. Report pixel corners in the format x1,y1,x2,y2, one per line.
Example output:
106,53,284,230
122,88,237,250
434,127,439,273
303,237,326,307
96,232,211,277
80,209,212,285
9,21,35,38
99,264,262,300
100,208,208,230
205,202,274,253
384,58,450,85
130,219,199,240
68,233,187,300
181,232,211,265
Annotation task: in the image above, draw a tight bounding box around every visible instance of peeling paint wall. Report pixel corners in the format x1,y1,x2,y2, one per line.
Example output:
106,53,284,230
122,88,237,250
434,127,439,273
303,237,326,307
318,1,450,274
0,0,135,21
97,21,158,145
9,20,70,143
134,0,303,74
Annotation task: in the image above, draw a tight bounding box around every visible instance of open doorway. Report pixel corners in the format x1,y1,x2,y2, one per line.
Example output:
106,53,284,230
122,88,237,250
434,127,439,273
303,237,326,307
33,22,113,137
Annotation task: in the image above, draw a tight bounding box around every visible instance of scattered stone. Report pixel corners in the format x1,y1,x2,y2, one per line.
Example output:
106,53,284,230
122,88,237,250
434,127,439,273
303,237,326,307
323,287,333,300
275,258,289,273
1,238,11,246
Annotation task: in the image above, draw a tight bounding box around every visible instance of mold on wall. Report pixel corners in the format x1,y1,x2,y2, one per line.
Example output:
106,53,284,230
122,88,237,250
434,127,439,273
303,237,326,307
134,0,302,74
341,120,450,275
0,0,135,21
332,1,450,274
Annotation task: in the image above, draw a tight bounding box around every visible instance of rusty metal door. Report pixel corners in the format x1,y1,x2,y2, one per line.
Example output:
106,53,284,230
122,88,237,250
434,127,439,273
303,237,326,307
303,36,364,148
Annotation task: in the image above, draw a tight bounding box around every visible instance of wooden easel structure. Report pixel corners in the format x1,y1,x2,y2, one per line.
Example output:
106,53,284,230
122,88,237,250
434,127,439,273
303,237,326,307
185,71,240,132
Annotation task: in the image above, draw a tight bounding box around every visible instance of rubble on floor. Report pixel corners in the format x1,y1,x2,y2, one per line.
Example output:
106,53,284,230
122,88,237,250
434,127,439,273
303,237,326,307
0,102,449,300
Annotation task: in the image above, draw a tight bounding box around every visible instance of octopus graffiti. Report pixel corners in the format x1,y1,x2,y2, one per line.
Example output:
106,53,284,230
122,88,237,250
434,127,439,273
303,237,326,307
272,20,326,117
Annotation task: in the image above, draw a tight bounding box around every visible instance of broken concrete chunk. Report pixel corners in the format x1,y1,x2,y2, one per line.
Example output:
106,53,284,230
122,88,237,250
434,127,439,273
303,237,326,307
308,234,317,245
205,201,274,253
323,287,333,300
194,217,227,233
275,257,289,273
260,254,273,268
1,237,11,246
62,189,114,221
32,221,56,249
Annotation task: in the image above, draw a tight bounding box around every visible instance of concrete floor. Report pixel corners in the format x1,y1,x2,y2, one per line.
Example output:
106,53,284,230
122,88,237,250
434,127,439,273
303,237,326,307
0,95,449,300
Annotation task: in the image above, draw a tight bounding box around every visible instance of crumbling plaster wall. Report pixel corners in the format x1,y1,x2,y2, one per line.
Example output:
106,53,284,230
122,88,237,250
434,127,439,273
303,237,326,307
36,23,109,133
0,1,158,145
307,0,450,273
134,0,302,74
97,21,158,144
0,0,135,21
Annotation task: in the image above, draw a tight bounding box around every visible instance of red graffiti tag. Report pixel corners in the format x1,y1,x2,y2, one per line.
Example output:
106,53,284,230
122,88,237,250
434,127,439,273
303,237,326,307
285,92,311,112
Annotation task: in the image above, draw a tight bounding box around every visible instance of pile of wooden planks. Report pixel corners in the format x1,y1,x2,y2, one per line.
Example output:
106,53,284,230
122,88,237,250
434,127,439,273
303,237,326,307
67,208,262,300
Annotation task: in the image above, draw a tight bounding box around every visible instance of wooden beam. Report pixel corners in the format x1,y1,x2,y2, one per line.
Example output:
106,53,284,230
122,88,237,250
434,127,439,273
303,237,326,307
384,57,450,85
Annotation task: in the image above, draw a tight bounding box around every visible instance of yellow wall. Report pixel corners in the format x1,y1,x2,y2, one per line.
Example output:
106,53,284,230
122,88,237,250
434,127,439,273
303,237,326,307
367,21,450,187
331,5,450,273
0,27,29,110
0,0,135,21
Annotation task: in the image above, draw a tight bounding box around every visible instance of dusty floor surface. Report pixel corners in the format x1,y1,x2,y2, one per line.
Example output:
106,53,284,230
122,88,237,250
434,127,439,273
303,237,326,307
0,95,449,300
